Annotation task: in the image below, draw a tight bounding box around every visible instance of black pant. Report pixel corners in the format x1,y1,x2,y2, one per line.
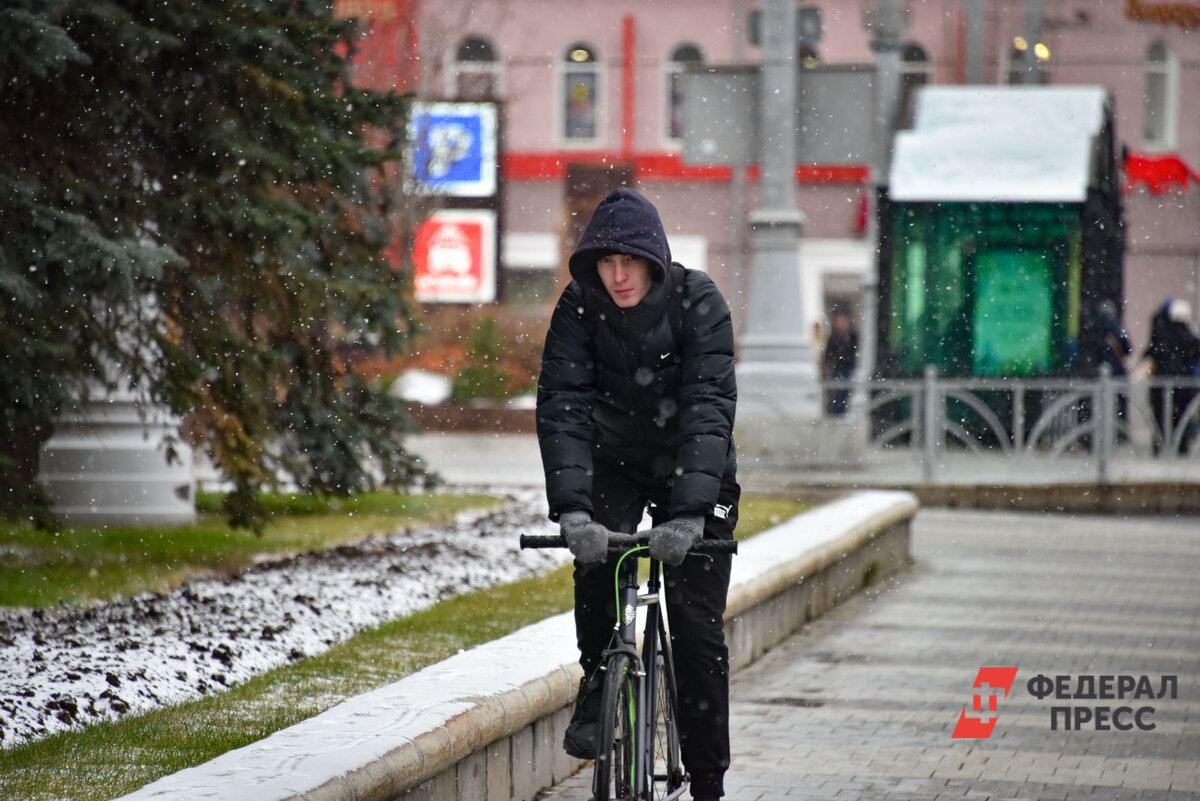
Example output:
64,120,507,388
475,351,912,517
574,461,739,798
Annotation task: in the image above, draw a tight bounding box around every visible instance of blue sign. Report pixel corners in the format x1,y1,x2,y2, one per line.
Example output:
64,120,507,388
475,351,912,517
409,102,498,197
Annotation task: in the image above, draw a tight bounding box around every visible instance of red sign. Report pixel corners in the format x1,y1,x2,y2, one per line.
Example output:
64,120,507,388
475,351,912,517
412,209,497,303
1123,151,1200,195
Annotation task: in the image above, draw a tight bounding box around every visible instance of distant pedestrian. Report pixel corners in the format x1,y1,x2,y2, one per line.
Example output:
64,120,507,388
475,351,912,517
821,307,858,416
1142,299,1200,454
1087,299,1132,378
1079,299,1133,438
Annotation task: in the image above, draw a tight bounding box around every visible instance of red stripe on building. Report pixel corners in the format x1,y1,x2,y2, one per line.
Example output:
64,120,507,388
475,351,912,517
792,165,871,184
503,152,868,184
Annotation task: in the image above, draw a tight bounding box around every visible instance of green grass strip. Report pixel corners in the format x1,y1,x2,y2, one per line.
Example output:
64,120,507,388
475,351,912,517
0,494,807,801
0,492,500,608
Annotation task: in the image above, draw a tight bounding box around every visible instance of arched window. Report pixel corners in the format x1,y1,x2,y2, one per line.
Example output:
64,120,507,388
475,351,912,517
451,36,499,100
1144,40,1178,150
562,43,601,143
665,43,704,142
898,42,929,130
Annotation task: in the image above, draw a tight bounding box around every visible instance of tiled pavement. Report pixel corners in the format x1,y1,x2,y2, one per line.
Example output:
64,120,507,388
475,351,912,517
539,508,1200,800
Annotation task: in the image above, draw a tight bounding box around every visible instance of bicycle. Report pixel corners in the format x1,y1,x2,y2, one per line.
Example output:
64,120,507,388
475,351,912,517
520,531,737,801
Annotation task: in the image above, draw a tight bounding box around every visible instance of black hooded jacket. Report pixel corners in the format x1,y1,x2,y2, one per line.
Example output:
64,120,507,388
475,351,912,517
536,188,737,521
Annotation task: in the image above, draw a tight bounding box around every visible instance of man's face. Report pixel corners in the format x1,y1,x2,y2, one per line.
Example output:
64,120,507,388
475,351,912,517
597,253,654,308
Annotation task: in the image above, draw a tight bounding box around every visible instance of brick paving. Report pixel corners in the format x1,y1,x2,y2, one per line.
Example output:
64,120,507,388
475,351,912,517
539,508,1200,801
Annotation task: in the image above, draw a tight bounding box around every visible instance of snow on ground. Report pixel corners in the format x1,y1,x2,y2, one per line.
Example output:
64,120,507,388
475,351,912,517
0,490,567,749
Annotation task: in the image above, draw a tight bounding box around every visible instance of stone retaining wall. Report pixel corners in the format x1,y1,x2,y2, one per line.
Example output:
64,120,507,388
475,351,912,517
116,490,918,801
904,481,1200,515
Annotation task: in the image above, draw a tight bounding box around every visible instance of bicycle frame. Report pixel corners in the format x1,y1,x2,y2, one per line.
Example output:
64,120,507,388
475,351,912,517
598,547,683,801
517,532,734,801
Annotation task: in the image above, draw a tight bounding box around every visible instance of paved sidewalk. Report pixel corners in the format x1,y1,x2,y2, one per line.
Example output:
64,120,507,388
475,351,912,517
539,508,1200,801
405,432,1200,491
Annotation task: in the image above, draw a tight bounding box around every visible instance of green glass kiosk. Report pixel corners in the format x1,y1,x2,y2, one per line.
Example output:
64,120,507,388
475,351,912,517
877,86,1125,439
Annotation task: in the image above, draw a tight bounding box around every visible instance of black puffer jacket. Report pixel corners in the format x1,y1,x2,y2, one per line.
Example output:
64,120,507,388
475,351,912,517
536,188,737,521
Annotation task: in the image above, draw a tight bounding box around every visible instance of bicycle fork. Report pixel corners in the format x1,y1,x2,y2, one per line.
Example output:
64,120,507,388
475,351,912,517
598,557,671,800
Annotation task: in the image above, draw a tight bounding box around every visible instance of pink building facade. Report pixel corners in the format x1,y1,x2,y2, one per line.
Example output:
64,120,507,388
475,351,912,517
348,0,1200,356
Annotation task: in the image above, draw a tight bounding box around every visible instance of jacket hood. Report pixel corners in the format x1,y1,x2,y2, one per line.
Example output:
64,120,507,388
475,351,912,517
569,188,672,295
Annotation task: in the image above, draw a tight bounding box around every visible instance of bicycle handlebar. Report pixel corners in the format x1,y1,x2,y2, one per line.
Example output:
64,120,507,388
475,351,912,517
519,533,737,555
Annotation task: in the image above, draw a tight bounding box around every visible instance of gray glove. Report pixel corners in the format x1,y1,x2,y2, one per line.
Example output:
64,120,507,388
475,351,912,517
647,516,705,566
560,511,610,564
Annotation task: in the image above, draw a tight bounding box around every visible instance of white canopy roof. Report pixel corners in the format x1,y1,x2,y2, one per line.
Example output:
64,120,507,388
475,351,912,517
888,86,1109,203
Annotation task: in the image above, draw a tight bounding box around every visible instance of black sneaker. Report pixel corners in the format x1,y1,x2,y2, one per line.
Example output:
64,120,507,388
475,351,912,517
562,675,602,758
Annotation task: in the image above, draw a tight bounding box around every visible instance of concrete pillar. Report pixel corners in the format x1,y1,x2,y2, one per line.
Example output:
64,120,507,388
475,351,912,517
859,0,911,402
963,0,987,84
736,0,820,440
38,384,196,527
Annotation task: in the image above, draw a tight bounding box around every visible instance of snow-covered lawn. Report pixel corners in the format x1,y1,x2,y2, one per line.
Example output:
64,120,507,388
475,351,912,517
0,491,567,748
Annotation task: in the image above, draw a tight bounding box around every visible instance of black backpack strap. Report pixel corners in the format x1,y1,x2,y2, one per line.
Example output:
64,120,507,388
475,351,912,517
580,283,597,341
666,262,688,344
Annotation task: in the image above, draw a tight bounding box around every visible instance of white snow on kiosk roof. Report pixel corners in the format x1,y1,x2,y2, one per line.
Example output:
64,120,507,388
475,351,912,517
888,86,1109,203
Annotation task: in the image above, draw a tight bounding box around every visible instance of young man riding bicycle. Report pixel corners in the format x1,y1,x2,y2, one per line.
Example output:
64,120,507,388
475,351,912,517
536,187,740,801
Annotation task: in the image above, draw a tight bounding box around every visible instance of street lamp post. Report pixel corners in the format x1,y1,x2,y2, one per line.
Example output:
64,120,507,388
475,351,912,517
859,0,911,412
736,0,820,442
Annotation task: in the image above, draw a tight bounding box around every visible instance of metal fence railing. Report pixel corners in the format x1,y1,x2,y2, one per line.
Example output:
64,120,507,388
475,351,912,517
824,368,1200,483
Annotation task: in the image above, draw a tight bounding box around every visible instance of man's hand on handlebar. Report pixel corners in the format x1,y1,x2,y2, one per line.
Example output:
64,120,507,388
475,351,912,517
646,516,704,566
559,511,611,564
519,531,735,555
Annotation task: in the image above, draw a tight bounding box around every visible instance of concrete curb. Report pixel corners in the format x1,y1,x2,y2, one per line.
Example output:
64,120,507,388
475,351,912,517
115,490,917,801
894,481,1200,515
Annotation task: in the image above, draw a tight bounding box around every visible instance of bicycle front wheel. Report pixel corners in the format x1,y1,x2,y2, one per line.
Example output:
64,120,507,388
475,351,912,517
593,654,637,801
650,643,685,800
